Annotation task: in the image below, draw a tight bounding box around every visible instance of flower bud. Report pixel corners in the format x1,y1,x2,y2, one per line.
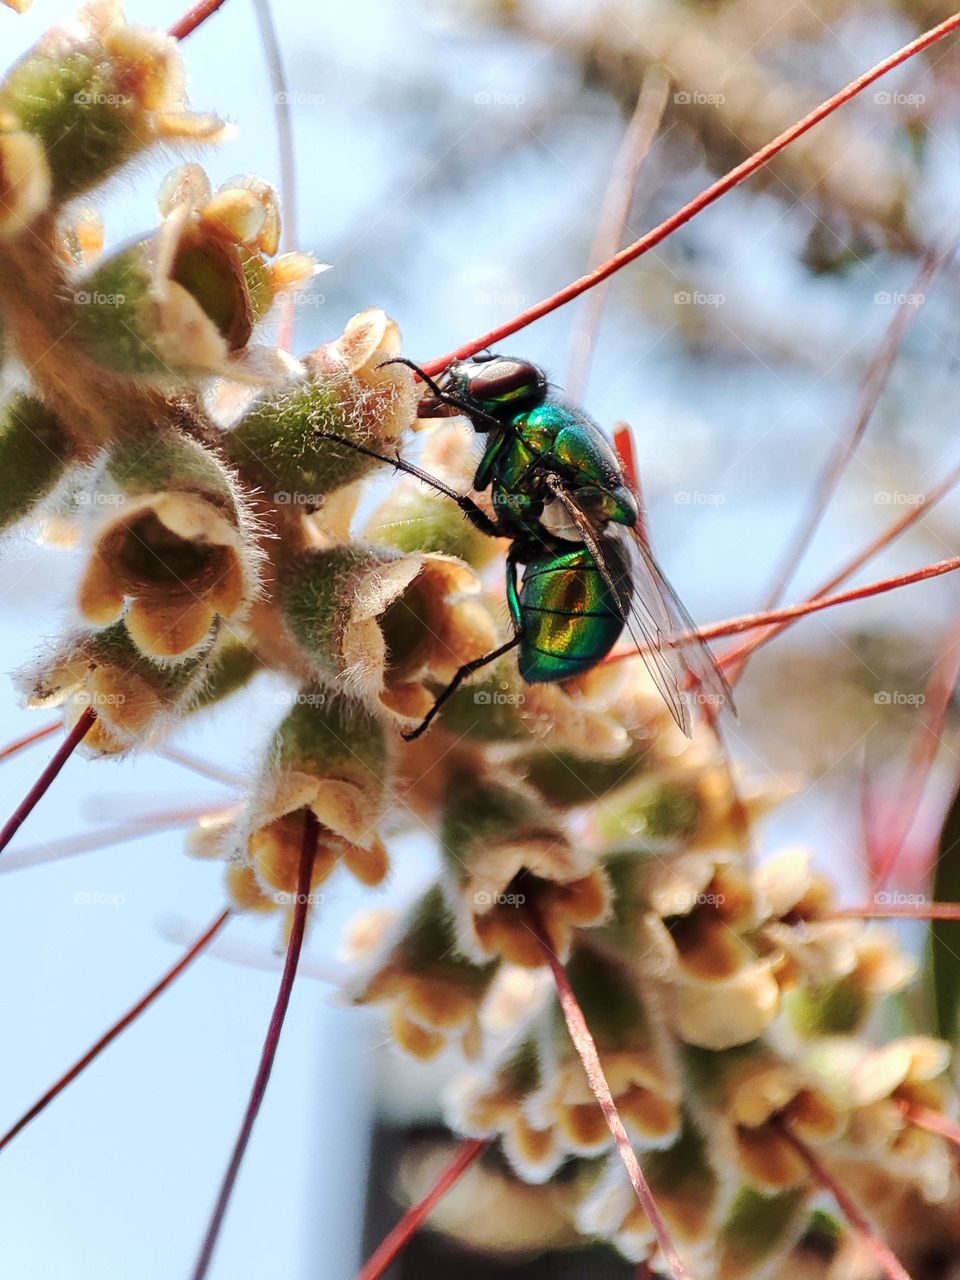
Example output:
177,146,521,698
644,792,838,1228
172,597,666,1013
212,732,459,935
197,688,390,911
77,430,259,658
439,773,609,966
18,621,213,753
351,886,498,1060
0,4,226,210
0,393,73,530
279,544,495,721
70,172,306,383
225,308,418,497
574,1119,723,1264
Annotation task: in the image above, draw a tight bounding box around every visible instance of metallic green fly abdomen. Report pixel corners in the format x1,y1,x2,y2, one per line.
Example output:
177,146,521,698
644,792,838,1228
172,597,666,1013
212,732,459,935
513,541,629,684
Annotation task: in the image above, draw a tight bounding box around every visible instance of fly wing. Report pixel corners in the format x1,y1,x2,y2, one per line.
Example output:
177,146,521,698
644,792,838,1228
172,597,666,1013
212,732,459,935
539,473,732,735
615,523,735,734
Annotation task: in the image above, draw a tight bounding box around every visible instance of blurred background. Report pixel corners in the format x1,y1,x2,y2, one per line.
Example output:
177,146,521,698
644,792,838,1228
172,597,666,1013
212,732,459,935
3,0,960,1275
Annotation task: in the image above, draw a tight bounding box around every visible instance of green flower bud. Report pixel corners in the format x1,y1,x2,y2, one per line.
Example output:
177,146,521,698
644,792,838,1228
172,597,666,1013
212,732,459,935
77,429,259,659
0,393,73,530
0,13,224,209
18,620,213,754
278,543,494,721
352,885,498,1060
225,308,417,497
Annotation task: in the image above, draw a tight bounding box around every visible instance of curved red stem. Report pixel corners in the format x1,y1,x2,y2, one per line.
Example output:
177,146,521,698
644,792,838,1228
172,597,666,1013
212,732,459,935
0,719,61,764
168,0,230,39
531,912,691,1280
422,13,960,375
774,1120,912,1280
604,554,960,667
0,707,96,855
356,1138,490,1280
190,811,318,1280
0,909,231,1153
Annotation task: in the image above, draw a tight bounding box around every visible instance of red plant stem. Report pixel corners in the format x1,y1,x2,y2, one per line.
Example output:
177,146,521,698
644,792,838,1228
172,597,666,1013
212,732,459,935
0,707,96,856
718,459,960,671
837,902,960,921
871,625,960,890
0,719,61,764
190,811,318,1280
421,13,960,375
0,909,231,1154
531,914,692,1280
356,1139,490,1280
604,554,960,666
902,1101,960,1147
774,1121,913,1280
168,0,229,39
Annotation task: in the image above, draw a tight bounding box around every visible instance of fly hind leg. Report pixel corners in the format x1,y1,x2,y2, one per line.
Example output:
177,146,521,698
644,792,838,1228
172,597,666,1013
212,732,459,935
401,635,522,741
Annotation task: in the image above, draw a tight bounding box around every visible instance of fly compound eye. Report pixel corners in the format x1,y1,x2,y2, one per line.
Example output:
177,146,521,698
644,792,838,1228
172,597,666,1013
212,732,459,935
464,357,546,408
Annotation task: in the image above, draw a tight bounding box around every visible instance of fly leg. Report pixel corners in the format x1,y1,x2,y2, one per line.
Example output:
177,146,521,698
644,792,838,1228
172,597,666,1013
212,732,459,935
311,429,506,538
400,634,522,742
402,552,524,741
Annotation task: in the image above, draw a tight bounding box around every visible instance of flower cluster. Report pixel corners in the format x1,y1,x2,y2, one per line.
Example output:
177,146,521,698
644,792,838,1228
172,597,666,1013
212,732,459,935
0,6,957,1278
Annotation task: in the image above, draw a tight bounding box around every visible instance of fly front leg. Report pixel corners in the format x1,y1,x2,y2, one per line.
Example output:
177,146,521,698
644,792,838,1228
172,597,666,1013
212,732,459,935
311,429,506,538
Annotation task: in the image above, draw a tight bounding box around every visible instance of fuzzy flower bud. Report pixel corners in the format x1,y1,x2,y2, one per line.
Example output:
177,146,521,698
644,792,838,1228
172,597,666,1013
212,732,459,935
70,168,306,383
439,773,609,966
17,621,213,753
193,688,389,911
0,2,226,212
225,308,418,497
349,887,498,1060
279,543,496,721
77,430,259,658
0,393,73,530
